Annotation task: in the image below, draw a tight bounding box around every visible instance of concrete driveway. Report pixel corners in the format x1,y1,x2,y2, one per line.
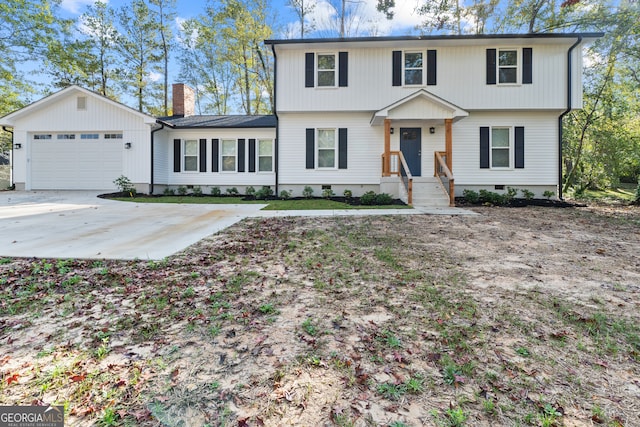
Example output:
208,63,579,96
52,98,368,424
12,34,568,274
0,191,266,260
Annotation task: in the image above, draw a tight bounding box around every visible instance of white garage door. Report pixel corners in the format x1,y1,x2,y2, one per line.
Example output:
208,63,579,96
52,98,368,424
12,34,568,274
31,132,123,190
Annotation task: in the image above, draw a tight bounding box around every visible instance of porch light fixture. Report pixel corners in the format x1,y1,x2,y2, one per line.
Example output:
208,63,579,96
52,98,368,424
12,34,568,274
429,127,436,134
124,142,132,149
390,128,394,134
14,143,22,149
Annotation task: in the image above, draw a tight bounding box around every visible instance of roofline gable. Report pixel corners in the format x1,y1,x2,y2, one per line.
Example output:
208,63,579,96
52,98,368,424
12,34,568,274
0,85,156,126
371,89,469,125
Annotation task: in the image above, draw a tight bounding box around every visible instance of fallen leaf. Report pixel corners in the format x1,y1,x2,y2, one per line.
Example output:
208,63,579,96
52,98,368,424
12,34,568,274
6,373,19,385
70,374,86,382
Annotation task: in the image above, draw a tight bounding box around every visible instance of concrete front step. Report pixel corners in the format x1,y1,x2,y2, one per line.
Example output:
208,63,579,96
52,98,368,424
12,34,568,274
411,178,451,207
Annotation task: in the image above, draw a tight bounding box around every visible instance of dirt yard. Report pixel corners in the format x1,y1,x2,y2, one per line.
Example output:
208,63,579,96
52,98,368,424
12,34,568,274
1,204,639,426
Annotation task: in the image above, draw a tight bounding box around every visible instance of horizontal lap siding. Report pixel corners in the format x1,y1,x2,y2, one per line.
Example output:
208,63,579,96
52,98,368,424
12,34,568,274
276,44,569,112
278,112,382,185
159,128,276,187
452,111,559,186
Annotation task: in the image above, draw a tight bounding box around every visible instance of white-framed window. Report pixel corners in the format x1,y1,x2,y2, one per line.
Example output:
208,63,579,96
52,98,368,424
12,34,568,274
317,129,336,168
57,134,76,140
221,139,236,172
404,51,423,85
33,134,52,140
105,133,123,139
491,127,511,168
80,133,99,140
317,53,336,87
498,49,518,84
183,139,198,172
258,139,273,172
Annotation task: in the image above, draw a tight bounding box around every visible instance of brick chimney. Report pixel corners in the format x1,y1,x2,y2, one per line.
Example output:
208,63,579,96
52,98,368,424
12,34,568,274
172,83,195,117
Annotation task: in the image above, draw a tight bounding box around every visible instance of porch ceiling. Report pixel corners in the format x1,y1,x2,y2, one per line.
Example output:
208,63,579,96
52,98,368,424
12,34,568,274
370,89,469,126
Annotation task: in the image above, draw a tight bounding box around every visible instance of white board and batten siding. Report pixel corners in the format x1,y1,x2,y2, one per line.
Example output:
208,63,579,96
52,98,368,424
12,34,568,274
275,40,584,113
7,87,153,191
159,128,276,189
452,111,560,193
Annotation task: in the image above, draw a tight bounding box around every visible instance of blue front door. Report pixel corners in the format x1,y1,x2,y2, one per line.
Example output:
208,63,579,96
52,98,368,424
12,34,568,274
400,128,421,176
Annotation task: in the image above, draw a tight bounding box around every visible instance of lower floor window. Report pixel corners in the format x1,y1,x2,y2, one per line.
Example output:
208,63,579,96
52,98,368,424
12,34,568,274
317,129,336,168
183,140,198,171
258,139,273,172
222,139,236,172
491,128,510,168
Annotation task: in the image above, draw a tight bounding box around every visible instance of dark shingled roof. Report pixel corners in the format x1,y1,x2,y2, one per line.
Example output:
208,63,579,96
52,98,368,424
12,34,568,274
158,115,276,128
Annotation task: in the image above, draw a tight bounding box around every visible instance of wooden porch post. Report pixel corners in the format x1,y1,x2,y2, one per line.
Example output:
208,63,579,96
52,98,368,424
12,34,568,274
383,118,391,177
445,118,453,173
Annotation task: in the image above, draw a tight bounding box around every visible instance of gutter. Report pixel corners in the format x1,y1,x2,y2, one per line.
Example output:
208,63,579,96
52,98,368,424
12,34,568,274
150,123,165,195
558,35,582,200
3,126,14,189
270,43,279,196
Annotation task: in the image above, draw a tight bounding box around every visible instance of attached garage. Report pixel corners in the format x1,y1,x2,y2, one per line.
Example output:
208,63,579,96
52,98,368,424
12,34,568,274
30,132,124,190
0,86,156,192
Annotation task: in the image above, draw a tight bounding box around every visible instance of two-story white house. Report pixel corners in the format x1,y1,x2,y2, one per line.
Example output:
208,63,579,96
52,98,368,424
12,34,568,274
265,33,601,205
1,33,601,206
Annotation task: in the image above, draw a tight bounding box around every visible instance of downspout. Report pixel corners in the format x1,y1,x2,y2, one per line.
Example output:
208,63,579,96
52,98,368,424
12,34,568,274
270,43,279,196
150,123,165,195
558,35,582,200
3,126,14,189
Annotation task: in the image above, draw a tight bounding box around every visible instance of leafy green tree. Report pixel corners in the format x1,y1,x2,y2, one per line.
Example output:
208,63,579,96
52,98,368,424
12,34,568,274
149,0,176,116
117,0,163,113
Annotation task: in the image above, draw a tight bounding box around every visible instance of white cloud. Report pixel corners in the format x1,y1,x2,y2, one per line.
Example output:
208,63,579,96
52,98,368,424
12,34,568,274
148,71,162,82
60,0,101,15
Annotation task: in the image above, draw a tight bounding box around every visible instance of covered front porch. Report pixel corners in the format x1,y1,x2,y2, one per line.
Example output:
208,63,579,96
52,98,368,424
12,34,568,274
371,90,468,207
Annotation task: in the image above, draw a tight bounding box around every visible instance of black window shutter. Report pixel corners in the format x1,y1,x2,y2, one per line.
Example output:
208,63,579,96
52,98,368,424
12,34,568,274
486,49,496,85
238,139,245,172
392,51,402,86
305,52,314,87
427,50,437,85
338,128,347,169
199,139,207,172
339,52,348,87
523,48,533,84
212,139,219,172
173,139,181,172
480,127,490,168
305,128,315,169
248,139,256,172
515,127,525,168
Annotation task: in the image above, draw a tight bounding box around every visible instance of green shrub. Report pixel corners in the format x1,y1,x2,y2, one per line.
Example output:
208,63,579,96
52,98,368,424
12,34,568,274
543,190,555,200
635,180,640,202
302,186,314,199
113,175,136,195
279,190,291,200
255,186,273,200
192,186,203,197
245,186,256,197
462,189,479,203
226,187,239,196
322,188,335,199
375,193,393,205
163,187,175,196
177,186,187,196
360,191,377,205
505,187,518,202
521,189,535,200
343,189,353,199
211,186,221,196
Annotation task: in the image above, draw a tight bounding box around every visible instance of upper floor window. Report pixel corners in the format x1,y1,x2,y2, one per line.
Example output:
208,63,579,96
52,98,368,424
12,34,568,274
404,52,423,85
183,140,198,172
498,49,518,84
77,96,87,110
393,50,437,87
317,54,336,87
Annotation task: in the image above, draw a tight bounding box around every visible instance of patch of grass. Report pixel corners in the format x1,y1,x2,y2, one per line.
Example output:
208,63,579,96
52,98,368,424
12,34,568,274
301,318,319,336
576,184,635,202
